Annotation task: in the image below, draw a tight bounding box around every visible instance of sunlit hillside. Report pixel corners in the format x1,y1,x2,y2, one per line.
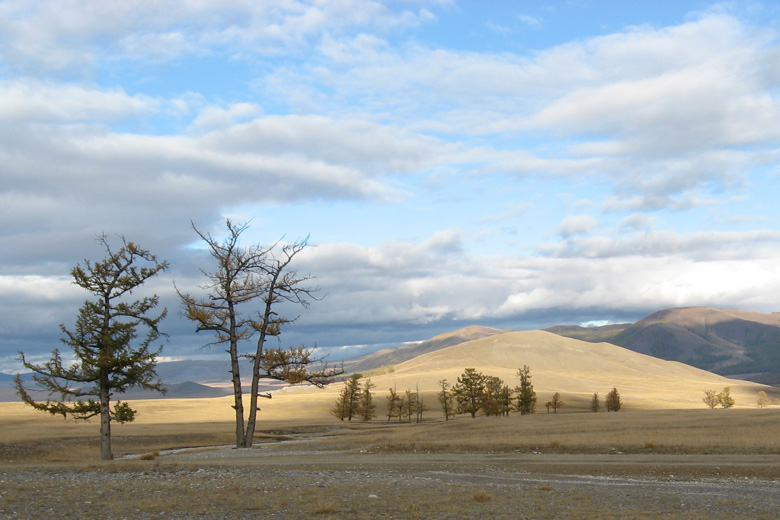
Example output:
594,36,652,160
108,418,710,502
275,329,774,413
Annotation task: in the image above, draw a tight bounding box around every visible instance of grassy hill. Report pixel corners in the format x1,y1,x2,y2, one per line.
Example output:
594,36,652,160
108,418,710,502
549,307,780,384
278,329,772,413
345,325,503,374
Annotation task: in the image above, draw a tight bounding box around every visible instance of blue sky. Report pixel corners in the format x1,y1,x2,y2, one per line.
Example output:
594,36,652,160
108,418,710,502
3,1,780,370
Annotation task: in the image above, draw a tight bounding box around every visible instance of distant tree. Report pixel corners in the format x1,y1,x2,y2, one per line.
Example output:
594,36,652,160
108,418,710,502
403,389,417,423
357,378,377,421
499,383,513,417
331,373,362,421
414,384,427,423
717,386,735,409
702,389,719,409
437,379,455,421
757,391,771,408
590,392,600,412
15,237,168,460
549,392,564,413
179,220,342,448
453,368,487,418
606,388,622,412
515,365,537,415
482,375,508,416
386,386,402,422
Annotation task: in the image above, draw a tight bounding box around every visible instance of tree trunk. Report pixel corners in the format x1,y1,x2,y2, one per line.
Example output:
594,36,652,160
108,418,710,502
229,340,245,448
100,390,112,460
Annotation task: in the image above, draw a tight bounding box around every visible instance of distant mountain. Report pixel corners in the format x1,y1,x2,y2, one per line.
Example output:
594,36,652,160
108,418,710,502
345,325,504,374
548,307,780,385
280,329,773,411
545,323,630,343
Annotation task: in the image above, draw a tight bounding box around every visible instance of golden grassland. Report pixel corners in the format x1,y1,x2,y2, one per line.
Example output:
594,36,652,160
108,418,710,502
2,393,780,464
3,329,778,463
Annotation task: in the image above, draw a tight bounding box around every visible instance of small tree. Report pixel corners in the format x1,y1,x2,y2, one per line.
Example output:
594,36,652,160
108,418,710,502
403,389,417,423
482,375,507,417
757,391,771,408
515,365,537,415
331,373,362,421
606,388,622,412
453,368,486,418
590,392,600,412
386,386,402,422
437,379,455,421
15,237,168,460
702,389,719,409
414,383,427,423
358,378,377,421
718,386,735,408
549,392,564,413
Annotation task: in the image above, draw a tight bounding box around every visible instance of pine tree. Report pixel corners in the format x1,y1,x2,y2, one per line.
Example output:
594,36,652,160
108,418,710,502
331,374,362,421
606,387,622,412
453,368,486,418
515,365,537,415
357,378,376,421
15,237,168,460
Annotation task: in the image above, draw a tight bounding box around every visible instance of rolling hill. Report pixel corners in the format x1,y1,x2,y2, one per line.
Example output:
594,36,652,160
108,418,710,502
277,329,772,411
548,307,780,384
345,325,504,374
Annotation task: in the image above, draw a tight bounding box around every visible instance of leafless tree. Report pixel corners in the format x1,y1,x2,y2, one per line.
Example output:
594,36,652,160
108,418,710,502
179,220,342,448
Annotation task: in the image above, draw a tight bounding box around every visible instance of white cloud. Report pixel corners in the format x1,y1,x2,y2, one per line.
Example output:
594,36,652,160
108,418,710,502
557,214,599,237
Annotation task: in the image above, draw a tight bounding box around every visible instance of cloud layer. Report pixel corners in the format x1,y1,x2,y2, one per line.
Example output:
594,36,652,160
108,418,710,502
2,1,780,370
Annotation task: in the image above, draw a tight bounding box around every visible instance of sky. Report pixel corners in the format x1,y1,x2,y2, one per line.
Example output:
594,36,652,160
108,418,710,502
3,0,780,372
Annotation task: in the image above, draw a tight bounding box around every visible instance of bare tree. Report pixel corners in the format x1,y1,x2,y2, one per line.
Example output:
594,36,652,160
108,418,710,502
702,389,719,409
437,379,455,421
15,237,167,460
179,220,342,448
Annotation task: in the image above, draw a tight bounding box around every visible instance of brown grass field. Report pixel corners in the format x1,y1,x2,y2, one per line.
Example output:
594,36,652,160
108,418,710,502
3,331,780,518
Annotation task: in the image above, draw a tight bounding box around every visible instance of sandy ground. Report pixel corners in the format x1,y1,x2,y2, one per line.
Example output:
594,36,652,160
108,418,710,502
2,432,779,519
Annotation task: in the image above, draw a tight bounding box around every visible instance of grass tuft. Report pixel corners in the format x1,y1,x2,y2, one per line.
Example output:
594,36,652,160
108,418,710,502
472,489,492,502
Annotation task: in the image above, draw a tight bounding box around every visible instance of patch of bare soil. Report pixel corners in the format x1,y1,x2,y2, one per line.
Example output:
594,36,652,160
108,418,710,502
1,433,779,519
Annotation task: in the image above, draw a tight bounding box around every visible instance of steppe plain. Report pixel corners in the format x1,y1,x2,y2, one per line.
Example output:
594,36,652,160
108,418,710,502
2,330,780,519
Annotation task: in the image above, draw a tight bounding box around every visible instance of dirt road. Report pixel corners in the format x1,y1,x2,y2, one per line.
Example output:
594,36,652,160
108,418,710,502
2,435,779,519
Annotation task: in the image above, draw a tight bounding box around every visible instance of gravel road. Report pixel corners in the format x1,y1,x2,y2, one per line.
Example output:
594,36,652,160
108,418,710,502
1,438,779,519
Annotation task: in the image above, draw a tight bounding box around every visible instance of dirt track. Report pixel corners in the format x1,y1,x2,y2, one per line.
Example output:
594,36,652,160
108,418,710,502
2,436,780,519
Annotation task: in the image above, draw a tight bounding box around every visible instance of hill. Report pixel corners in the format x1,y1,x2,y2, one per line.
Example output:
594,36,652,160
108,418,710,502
549,307,780,384
545,323,629,343
345,325,504,374
279,329,772,411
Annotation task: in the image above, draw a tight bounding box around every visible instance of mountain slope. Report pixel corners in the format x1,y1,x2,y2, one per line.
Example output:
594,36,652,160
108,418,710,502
345,325,504,374
280,329,772,410
548,307,780,384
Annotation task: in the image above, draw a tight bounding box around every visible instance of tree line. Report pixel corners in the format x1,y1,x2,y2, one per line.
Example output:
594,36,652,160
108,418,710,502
332,365,623,422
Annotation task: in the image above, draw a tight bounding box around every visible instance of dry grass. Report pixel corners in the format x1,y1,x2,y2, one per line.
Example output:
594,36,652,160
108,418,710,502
317,408,780,456
472,489,492,502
